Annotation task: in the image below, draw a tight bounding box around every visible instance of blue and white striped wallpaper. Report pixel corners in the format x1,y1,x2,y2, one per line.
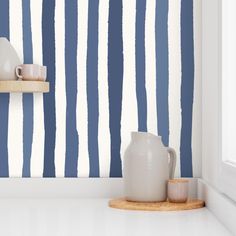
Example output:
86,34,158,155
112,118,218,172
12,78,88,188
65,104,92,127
0,0,201,177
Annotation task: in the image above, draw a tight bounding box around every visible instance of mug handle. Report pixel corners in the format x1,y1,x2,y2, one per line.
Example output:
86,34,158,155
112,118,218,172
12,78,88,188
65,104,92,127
15,66,23,80
167,147,176,179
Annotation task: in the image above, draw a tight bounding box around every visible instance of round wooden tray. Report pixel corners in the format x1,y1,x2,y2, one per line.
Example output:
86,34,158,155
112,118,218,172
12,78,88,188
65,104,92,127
109,198,205,211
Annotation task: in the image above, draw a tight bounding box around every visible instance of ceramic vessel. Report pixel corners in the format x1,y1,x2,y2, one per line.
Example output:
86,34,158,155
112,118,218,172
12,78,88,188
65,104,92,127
0,37,21,80
123,132,176,202
15,64,41,81
39,66,47,81
168,179,188,203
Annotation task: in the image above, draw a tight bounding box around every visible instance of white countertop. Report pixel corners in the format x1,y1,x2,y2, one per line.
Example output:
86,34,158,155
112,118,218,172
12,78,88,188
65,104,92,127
0,198,232,236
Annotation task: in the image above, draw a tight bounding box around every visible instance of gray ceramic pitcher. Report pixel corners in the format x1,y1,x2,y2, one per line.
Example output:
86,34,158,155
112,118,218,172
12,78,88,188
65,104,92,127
123,132,176,202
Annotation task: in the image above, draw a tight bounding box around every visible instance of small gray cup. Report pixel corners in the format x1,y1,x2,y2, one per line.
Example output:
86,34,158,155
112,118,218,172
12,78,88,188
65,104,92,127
167,179,188,203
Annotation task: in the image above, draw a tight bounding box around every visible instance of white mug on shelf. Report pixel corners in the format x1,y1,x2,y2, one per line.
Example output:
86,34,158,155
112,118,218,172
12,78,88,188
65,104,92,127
15,64,43,81
39,66,47,81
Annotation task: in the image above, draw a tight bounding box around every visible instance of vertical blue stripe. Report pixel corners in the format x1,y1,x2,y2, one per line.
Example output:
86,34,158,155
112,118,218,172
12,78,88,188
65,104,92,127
0,0,9,40
22,0,34,177
135,0,147,132
65,0,78,177
42,0,56,177
180,0,194,177
0,0,9,177
87,0,99,177
108,0,123,177
155,0,169,146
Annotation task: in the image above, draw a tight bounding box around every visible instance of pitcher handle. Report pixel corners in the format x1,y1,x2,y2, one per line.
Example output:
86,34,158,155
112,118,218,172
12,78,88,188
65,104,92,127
167,147,176,179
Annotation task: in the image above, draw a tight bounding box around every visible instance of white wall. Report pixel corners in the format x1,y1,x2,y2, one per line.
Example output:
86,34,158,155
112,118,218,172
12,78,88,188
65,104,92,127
202,0,221,188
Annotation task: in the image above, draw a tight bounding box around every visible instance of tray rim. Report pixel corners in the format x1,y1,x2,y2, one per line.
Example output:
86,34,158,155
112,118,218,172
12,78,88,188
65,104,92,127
109,198,205,211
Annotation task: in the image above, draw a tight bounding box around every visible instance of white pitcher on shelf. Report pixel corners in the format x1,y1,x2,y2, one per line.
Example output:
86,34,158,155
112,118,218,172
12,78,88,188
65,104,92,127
0,37,21,80
123,132,176,202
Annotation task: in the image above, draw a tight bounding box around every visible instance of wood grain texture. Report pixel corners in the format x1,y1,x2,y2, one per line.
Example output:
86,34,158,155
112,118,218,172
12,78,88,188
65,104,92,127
0,81,49,93
168,178,188,183
109,198,205,211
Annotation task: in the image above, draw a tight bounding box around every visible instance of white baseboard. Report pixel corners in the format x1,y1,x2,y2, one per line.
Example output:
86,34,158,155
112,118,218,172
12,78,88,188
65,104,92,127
198,179,236,235
0,178,198,199
0,178,124,198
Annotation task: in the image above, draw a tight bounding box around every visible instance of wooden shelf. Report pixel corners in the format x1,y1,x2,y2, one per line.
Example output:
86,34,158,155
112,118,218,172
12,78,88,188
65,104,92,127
109,198,205,211
0,81,49,93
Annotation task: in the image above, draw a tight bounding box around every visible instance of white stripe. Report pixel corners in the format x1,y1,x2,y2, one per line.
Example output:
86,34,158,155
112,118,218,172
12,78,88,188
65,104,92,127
77,0,89,177
192,0,202,177
146,0,158,135
168,0,182,177
30,0,45,177
121,0,138,164
98,0,110,177
8,0,23,177
54,0,66,177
